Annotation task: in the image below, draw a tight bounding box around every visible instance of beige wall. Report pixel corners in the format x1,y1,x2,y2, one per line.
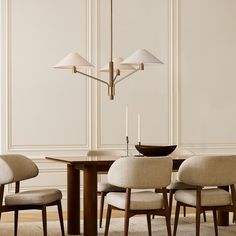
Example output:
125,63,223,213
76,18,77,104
1,0,236,206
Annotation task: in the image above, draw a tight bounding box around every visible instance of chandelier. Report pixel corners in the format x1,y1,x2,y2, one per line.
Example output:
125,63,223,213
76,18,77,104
54,0,163,100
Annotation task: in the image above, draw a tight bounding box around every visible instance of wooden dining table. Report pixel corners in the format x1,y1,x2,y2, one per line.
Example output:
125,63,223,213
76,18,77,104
45,155,229,236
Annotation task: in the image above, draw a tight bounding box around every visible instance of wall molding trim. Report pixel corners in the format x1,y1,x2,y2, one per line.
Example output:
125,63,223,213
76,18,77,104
175,0,236,152
3,0,91,152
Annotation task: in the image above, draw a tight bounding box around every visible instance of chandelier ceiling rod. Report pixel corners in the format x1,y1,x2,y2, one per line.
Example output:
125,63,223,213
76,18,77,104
110,0,113,62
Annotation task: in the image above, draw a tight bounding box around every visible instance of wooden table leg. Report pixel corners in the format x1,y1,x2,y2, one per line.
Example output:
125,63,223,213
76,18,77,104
67,164,80,235
218,186,229,226
218,211,229,226
83,165,97,236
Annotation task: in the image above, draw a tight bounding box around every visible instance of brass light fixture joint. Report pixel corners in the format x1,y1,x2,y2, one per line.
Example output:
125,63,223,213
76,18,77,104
139,63,144,70
108,85,115,100
108,61,115,100
72,66,77,73
116,69,120,76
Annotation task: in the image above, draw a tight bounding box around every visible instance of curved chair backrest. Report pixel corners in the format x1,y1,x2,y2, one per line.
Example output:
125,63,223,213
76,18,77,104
0,154,39,185
108,157,172,189
178,155,236,187
171,148,194,157
87,149,126,156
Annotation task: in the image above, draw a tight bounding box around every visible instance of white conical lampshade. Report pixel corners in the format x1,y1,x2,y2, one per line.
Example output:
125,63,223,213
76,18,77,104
54,52,94,69
100,57,135,72
121,49,163,65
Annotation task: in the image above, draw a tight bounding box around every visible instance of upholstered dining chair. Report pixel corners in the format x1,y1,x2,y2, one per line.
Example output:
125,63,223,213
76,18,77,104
0,154,65,236
87,149,126,228
173,155,236,236
167,148,206,221
104,156,172,236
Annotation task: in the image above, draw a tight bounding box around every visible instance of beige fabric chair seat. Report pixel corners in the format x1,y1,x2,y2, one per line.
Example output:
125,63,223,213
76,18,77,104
106,191,163,210
167,180,197,190
175,188,231,207
5,189,62,206
98,182,125,192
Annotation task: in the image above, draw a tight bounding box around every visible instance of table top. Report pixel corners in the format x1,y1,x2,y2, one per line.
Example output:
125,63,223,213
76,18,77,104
46,155,187,164
46,155,120,164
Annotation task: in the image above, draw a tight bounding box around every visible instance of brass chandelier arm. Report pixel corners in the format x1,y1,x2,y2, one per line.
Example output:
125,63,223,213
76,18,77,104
114,69,139,85
74,69,109,86
113,70,121,83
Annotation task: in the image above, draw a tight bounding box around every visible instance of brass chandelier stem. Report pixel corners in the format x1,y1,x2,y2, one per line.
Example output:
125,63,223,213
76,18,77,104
108,0,115,100
109,61,114,100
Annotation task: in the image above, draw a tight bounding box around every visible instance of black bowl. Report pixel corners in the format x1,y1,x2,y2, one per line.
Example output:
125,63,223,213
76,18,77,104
135,145,177,157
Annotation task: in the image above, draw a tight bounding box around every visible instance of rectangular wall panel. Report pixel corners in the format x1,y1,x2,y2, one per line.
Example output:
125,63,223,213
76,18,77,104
179,0,236,152
2,0,89,152
98,0,171,148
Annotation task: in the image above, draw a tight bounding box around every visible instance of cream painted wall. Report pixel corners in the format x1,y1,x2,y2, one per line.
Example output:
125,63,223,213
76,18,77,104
1,0,236,207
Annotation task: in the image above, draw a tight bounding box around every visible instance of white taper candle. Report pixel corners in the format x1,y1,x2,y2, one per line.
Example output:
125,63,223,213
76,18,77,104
138,114,141,142
126,106,128,136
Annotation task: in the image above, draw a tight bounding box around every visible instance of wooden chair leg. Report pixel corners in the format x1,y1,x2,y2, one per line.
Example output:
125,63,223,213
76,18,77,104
196,187,201,236
163,188,171,236
124,212,130,236
42,205,47,236
203,210,207,222
183,205,186,217
146,213,152,236
104,205,112,236
213,210,218,236
169,190,174,217
14,210,19,236
14,182,20,236
152,189,159,219
57,201,65,236
99,191,105,228
196,207,201,236
165,212,172,236
124,188,131,236
173,201,180,236
0,185,5,221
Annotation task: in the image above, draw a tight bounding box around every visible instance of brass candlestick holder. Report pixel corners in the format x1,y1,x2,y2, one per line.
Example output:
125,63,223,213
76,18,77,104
135,141,144,157
126,136,129,157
